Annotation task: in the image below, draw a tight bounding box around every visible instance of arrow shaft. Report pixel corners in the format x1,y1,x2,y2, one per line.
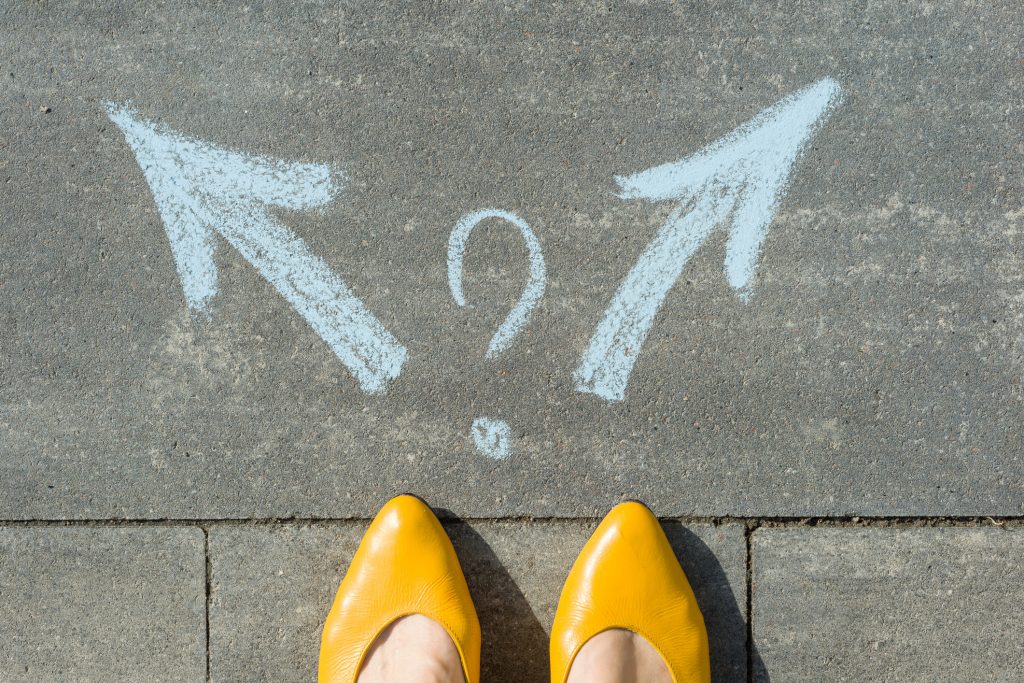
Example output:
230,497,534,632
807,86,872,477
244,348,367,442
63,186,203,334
217,203,406,394
578,79,841,402
574,187,735,402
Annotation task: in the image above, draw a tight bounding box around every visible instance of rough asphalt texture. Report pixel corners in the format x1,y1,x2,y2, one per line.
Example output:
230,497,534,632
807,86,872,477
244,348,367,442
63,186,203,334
1,1,1022,681
1,0,1021,519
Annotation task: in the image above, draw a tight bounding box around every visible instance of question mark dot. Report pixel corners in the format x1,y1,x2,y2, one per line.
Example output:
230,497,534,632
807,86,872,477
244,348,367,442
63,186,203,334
471,417,511,460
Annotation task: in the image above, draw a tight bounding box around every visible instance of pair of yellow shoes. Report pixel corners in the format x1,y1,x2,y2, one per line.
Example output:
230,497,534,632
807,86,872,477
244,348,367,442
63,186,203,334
319,495,709,683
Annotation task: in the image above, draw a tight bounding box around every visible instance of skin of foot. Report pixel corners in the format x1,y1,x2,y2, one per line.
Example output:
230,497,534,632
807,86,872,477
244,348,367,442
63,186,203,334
566,628,674,683
356,614,466,683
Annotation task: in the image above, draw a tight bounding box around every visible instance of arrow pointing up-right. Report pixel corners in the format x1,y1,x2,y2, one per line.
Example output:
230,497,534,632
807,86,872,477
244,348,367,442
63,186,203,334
576,78,843,402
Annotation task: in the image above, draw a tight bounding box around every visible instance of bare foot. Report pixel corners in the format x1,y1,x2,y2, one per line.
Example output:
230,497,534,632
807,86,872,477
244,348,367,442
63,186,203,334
356,614,465,683
566,629,673,683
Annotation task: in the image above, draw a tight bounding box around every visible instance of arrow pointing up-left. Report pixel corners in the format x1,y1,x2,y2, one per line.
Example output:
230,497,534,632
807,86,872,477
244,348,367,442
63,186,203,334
105,102,407,394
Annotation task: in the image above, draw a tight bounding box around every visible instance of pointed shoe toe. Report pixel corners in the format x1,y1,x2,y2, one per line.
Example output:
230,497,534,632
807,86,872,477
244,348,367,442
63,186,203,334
550,501,710,683
318,494,481,683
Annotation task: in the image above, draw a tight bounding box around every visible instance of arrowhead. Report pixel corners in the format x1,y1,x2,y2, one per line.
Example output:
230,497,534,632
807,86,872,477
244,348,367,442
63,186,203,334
614,78,842,295
576,79,842,401
106,102,406,394
105,102,341,314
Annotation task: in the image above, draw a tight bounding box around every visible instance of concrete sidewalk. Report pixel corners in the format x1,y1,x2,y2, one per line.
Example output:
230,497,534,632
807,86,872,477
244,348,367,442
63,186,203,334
0,520,1021,682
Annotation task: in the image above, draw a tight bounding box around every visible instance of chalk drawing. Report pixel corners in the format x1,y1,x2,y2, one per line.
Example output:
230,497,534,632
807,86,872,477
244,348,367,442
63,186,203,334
448,209,546,358
105,102,407,394
575,78,842,402
471,417,512,459
106,82,842,455
448,209,546,458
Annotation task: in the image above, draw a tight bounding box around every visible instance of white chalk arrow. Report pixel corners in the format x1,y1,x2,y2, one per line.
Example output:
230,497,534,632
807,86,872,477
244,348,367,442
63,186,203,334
105,102,407,394
575,78,842,401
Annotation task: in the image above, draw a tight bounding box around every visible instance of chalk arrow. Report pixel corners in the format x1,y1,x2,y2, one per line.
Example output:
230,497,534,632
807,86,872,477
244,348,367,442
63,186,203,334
105,102,407,394
575,78,842,401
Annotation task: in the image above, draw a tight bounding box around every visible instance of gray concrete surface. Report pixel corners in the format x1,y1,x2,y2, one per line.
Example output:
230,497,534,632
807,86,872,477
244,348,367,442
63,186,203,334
0,527,205,683
752,527,1024,682
209,521,746,683
1,1,1022,519
2,2,1022,681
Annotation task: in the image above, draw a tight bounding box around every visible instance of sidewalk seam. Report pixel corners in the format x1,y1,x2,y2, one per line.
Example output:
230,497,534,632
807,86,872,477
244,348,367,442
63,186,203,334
203,526,212,683
745,521,757,683
0,516,1019,527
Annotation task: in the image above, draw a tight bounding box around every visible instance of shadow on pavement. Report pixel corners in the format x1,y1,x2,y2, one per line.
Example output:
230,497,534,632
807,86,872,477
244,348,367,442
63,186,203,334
444,518,550,683
662,521,769,683
439,511,761,683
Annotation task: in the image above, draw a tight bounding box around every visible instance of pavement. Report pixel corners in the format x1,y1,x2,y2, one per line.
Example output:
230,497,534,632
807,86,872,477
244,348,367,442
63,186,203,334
1,1,1022,681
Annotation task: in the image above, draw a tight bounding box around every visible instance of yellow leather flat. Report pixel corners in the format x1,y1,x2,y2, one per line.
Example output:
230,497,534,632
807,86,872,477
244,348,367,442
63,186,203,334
550,501,710,683
318,494,481,683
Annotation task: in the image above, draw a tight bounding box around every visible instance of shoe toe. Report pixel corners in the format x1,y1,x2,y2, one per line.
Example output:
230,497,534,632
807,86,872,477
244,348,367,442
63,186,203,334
319,495,481,683
551,501,710,683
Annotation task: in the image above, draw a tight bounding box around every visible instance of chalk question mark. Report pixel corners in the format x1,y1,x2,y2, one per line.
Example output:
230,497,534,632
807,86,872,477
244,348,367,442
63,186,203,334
447,209,546,459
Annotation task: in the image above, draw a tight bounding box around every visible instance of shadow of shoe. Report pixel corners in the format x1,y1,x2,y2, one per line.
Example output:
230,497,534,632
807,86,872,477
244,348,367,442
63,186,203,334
661,521,769,683
433,510,760,683
442,516,550,683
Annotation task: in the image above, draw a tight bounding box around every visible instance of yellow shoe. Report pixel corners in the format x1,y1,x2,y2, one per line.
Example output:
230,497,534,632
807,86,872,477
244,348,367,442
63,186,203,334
550,501,710,683
318,494,481,683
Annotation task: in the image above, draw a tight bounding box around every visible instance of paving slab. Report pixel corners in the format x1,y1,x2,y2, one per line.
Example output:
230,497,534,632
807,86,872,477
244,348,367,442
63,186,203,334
2,1,1022,519
752,527,1024,682
0,526,206,683
209,520,745,683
